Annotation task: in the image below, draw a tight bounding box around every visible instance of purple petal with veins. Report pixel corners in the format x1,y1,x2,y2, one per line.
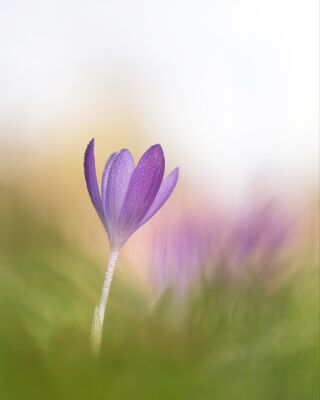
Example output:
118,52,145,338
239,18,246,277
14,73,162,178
139,167,179,227
118,144,165,244
104,149,135,244
84,139,105,228
101,152,117,232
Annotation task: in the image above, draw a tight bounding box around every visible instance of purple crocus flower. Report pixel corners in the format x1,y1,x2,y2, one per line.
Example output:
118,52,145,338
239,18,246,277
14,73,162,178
145,212,220,299
225,202,291,276
133,201,291,297
149,219,205,298
84,138,179,353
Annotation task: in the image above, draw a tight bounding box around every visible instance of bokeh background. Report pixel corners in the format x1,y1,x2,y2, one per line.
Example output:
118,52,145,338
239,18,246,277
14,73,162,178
0,1,319,399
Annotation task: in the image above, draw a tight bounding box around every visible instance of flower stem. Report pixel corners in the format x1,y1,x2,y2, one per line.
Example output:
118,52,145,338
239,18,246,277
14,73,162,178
91,249,120,355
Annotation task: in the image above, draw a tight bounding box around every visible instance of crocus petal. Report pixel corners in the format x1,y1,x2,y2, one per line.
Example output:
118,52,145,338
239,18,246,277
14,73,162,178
104,149,135,241
139,167,179,227
118,144,165,245
84,139,105,226
101,152,117,214
101,152,117,235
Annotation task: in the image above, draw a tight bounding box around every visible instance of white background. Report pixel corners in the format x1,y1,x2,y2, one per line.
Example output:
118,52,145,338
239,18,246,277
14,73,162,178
0,0,318,195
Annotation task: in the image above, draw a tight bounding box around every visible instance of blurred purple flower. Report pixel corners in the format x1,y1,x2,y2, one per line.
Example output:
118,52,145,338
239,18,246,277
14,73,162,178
226,202,291,271
142,201,291,298
148,215,219,297
84,138,179,250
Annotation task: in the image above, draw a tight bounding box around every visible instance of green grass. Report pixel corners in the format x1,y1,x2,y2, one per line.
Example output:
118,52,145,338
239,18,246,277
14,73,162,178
0,188,318,399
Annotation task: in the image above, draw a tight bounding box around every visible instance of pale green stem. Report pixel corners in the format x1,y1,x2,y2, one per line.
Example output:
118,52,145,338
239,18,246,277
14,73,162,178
91,249,120,355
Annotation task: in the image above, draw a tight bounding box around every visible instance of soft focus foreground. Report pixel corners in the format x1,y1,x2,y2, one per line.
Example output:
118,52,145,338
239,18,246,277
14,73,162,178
0,133,318,399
